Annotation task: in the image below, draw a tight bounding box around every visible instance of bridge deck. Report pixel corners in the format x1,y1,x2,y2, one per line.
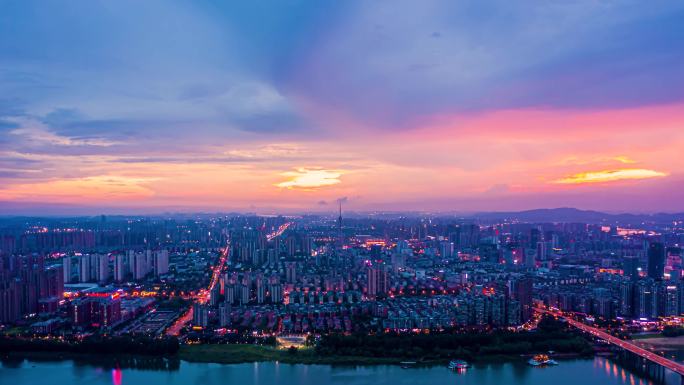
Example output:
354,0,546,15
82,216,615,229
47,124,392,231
536,308,684,376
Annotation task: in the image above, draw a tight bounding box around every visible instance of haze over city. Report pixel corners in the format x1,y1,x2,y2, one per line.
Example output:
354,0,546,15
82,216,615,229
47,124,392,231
2,1,684,215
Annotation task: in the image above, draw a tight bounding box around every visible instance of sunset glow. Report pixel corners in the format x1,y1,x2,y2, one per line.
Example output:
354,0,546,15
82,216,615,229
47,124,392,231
554,169,668,185
276,169,342,190
0,2,683,214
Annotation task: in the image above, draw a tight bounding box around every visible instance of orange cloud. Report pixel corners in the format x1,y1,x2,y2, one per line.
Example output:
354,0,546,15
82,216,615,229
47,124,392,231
276,168,342,190
553,169,667,185
0,176,156,202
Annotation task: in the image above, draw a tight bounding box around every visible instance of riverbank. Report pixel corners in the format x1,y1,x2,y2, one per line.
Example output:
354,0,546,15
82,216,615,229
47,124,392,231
1,350,181,370
2,343,593,368
178,344,403,365
177,344,589,366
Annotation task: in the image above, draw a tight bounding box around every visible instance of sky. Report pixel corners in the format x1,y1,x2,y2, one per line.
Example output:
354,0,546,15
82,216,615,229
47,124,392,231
1,0,684,215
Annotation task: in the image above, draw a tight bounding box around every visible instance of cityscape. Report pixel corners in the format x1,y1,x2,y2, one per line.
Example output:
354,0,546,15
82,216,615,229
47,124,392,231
2,1,684,385
3,210,684,381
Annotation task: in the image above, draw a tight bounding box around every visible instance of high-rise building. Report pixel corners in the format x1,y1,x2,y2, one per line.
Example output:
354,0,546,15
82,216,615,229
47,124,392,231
536,241,548,261
133,252,147,280
114,254,126,282
210,285,220,307
224,285,236,305
154,249,169,276
269,283,283,303
623,256,640,281
79,255,91,283
509,277,533,322
94,254,108,283
619,281,634,317
440,241,454,258
62,256,73,283
238,284,250,305
285,261,297,283
635,279,655,319
0,273,21,323
0,256,64,324
218,303,231,327
662,283,679,316
192,303,209,327
367,264,388,299
506,300,521,325
648,242,665,281
256,284,266,304
70,295,121,327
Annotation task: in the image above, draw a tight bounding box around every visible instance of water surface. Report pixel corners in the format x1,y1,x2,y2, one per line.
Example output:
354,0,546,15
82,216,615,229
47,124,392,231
0,357,678,385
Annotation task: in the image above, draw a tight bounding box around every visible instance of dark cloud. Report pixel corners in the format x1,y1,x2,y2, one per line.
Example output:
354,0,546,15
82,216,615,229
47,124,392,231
42,108,84,127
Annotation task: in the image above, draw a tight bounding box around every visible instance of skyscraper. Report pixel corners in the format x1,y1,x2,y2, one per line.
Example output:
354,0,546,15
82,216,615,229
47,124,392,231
623,256,640,281
648,242,665,281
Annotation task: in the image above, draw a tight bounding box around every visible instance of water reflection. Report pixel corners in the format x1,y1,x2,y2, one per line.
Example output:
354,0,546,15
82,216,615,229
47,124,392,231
112,367,122,385
0,356,677,385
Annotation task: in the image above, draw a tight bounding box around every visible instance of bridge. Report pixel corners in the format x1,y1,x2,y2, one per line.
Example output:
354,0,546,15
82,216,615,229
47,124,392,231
536,307,684,381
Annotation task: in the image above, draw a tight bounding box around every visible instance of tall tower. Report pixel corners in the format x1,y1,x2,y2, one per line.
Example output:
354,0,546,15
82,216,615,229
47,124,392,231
337,199,343,249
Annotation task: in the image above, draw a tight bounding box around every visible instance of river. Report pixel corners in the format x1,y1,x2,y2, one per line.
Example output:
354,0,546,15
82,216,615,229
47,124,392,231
1,356,682,385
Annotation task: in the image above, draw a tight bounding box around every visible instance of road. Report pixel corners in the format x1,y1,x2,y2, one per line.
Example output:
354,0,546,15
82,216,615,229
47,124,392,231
266,222,292,241
537,307,684,375
166,244,229,336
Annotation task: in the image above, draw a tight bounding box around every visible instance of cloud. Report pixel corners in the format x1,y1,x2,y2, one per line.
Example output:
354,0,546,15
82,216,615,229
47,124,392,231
613,156,636,164
290,1,684,128
0,175,157,201
485,184,509,194
276,168,342,190
9,118,123,147
553,169,667,185
0,120,20,131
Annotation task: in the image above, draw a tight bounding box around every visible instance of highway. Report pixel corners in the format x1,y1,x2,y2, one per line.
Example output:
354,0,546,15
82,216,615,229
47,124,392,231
165,244,229,336
266,222,292,241
537,307,684,375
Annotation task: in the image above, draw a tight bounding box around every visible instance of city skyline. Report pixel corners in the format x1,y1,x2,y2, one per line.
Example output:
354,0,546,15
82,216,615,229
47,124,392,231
2,1,684,214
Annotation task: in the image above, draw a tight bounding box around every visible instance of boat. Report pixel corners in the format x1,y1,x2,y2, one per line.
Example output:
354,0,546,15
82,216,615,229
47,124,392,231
400,361,417,369
527,354,559,366
448,360,470,370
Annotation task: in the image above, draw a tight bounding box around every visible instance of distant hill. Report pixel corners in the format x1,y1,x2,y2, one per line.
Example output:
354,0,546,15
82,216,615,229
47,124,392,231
472,207,684,224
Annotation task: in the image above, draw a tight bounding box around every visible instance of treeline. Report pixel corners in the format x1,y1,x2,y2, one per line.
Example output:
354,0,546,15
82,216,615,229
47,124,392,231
186,332,276,346
315,316,592,361
0,336,180,356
